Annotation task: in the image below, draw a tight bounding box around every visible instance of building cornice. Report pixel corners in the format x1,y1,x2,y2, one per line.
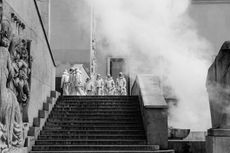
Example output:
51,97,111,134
192,0,230,4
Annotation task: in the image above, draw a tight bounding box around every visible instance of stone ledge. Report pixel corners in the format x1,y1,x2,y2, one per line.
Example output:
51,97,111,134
208,128,230,137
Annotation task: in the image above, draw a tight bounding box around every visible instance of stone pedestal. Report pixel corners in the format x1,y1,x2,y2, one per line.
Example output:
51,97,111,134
206,129,230,153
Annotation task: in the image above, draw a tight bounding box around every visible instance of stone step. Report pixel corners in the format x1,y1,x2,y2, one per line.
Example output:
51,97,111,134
43,126,144,131
49,113,140,117
55,103,139,107
40,130,145,135
48,115,142,120
52,108,139,112
46,120,141,124
59,100,138,104
50,110,140,114
38,135,146,140
32,145,159,151
30,150,175,153
35,140,146,145
49,114,140,118
54,105,139,109
45,121,141,127
56,102,139,106
58,99,138,102
60,96,138,100
47,118,142,122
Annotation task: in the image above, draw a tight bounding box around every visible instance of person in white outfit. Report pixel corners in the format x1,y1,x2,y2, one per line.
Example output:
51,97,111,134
95,74,104,96
116,72,127,95
104,74,115,95
60,69,70,95
73,68,85,95
84,77,94,95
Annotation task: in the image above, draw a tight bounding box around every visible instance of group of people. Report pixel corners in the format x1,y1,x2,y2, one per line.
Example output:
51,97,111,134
60,68,127,96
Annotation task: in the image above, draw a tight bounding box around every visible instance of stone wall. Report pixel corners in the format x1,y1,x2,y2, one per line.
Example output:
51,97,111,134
3,0,56,124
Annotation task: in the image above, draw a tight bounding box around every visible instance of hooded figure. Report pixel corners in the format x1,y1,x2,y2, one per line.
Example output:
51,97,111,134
104,74,115,95
116,72,127,95
84,77,94,95
206,41,230,129
60,69,70,95
95,74,104,95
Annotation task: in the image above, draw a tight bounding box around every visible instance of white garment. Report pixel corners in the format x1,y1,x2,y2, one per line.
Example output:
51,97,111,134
71,69,85,96
105,78,115,95
61,73,70,95
84,80,94,95
116,77,127,95
95,78,104,95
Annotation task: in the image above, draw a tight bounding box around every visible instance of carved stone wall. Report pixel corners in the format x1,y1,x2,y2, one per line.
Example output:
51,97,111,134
2,0,56,125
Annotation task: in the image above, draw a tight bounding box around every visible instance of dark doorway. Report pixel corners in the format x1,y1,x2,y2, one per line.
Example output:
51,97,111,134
109,58,130,95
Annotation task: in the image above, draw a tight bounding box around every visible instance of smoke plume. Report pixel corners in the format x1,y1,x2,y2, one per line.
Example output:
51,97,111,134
87,0,213,130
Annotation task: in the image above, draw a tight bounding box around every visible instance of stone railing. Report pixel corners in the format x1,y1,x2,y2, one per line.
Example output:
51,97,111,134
131,74,168,149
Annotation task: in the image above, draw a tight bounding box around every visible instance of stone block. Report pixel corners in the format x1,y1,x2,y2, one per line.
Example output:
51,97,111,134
169,140,205,153
50,90,57,98
144,108,168,149
38,110,45,118
26,136,36,152
47,97,53,104
206,129,230,153
28,127,39,136
33,117,40,127
43,102,49,111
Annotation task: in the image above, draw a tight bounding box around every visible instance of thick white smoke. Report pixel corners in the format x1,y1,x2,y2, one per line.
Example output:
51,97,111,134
87,0,213,130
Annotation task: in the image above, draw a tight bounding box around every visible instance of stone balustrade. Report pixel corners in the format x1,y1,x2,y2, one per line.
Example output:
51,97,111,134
131,74,168,149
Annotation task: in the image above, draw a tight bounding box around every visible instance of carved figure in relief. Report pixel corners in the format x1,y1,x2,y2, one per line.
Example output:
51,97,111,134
0,20,23,151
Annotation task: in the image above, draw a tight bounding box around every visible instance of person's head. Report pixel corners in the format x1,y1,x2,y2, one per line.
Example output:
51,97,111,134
63,69,68,75
119,72,123,77
69,68,73,73
107,74,111,78
97,74,101,79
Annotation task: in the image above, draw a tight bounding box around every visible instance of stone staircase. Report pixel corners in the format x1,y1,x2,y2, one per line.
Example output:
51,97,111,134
30,96,174,153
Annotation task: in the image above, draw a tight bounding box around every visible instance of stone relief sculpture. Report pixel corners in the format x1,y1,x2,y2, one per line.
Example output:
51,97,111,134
8,36,31,122
0,19,24,152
